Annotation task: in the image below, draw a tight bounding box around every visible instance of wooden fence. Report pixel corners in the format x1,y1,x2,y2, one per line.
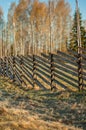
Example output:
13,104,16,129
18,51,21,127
0,50,86,91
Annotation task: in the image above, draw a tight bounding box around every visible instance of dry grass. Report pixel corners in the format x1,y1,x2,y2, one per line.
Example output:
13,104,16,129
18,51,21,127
0,76,86,130
0,106,82,130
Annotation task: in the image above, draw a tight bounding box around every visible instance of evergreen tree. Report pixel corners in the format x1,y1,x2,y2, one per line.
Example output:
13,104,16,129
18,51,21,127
69,10,86,51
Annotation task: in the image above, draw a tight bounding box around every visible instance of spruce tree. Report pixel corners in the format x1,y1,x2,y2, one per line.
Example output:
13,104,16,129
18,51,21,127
69,10,86,51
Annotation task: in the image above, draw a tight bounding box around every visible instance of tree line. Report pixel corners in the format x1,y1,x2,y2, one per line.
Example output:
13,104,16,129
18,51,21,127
0,0,86,58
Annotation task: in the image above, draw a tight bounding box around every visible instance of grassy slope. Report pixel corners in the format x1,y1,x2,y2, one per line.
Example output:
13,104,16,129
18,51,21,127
0,76,86,130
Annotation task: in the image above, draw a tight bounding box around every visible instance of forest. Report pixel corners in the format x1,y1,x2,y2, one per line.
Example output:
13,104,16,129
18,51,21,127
0,0,86,58
0,0,86,57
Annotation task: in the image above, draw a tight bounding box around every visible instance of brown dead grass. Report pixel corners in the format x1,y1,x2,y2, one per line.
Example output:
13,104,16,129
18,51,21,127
0,106,82,130
0,76,86,130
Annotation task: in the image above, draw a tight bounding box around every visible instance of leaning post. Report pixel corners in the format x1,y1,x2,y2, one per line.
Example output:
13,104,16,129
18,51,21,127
76,0,83,91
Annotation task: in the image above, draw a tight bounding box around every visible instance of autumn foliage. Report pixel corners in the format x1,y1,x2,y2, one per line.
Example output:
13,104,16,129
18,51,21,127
0,0,70,57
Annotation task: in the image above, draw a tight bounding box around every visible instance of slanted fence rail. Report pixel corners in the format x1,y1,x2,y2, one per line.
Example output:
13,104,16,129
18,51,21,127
0,50,86,91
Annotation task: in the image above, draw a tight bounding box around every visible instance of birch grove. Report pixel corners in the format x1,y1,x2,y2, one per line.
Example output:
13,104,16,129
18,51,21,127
0,0,71,57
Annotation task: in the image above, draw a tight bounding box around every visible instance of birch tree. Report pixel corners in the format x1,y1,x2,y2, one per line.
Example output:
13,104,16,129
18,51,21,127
0,7,4,57
55,0,70,52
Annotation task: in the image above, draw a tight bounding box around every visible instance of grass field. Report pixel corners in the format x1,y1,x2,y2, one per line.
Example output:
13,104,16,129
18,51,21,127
0,76,86,130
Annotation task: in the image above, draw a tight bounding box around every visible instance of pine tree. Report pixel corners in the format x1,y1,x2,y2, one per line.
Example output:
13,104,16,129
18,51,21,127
69,10,86,51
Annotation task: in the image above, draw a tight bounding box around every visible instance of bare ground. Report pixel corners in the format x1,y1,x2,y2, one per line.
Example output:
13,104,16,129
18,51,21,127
0,76,86,130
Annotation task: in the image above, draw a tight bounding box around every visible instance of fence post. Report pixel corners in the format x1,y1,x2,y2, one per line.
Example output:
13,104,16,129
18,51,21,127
4,57,7,76
2,58,5,76
7,57,12,79
20,55,24,87
77,53,83,91
13,56,15,82
1,58,4,76
33,55,36,88
6,57,9,77
50,53,55,91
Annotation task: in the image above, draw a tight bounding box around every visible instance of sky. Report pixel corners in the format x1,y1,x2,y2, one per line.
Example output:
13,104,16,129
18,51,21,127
0,0,86,21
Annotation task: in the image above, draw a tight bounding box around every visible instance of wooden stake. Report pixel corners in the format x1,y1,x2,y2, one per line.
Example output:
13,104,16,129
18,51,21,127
76,0,83,91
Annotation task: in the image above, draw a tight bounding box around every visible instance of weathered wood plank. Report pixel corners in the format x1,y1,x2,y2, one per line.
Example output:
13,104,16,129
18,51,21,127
36,68,51,79
82,71,86,77
35,58,50,69
15,69,21,82
54,69,78,84
23,56,33,63
82,65,86,70
53,54,77,66
15,56,21,62
41,53,50,60
57,51,77,61
54,59,77,73
67,49,78,56
15,74,22,85
54,63,78,77
35,62,50,74
22,57,33,66
82,75,86,81
35,79,47,90
36,72,50,86
82,60,86,65
22,65,33,79
15,68,21,78
54,79,70,90
23,62,33,71
23,75,33,86
27,55,33,60
8,64,14,73
82,54,86,60
15,60,20,67
15,65,21,74
35,55,50,65
55,73,78,88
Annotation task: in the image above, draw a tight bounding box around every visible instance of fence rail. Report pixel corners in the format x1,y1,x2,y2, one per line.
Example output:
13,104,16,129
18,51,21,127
0,50,86,91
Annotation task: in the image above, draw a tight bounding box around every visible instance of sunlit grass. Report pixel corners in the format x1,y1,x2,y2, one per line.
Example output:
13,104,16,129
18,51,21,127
0,76,86,130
